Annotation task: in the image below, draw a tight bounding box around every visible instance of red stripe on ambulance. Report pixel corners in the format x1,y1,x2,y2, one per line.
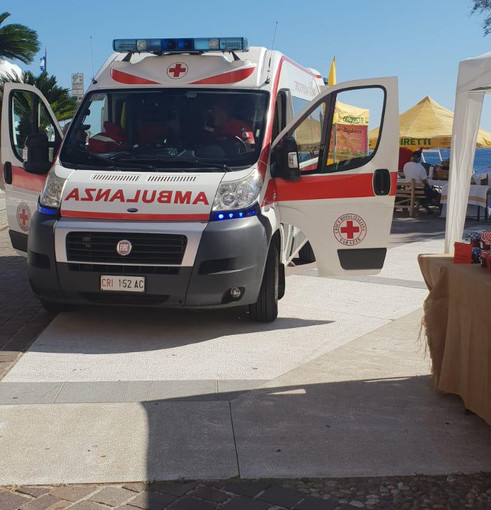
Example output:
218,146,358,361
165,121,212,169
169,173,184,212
191,66,255,85
11,166,46,193
110,68,159,85
263,172,397,204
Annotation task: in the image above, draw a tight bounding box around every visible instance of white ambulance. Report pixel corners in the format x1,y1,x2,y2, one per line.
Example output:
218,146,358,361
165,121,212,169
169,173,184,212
0,37,398,321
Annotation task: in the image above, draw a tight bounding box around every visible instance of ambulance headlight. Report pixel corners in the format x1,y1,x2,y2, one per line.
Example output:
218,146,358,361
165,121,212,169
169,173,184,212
212,170,262,211
39,170,67,209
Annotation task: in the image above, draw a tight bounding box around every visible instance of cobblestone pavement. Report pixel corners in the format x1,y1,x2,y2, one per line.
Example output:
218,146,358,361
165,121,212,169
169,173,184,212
0,200,54,381
0,474,491,510
0,201,490,508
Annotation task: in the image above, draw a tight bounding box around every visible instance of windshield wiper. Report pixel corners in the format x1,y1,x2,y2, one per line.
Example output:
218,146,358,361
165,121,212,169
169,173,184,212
110,157,233,172
186,161,233,172
63,147,154,171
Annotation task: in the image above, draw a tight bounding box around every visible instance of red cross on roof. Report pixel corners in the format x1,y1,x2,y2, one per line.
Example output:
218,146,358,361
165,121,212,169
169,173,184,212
168,63,187,78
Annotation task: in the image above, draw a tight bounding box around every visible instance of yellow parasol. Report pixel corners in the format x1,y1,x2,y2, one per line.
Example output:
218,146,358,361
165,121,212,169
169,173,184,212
368,96,491,150
296,101,369,150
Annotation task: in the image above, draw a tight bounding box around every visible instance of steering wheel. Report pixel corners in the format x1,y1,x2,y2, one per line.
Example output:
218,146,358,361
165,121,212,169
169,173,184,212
226,135,248,154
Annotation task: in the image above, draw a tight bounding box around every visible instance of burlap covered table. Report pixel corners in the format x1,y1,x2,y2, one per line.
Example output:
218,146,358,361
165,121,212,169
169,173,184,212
418,255,491,425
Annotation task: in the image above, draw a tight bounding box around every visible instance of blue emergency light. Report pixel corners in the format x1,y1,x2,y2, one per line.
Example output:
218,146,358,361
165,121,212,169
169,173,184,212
210,203,259,222
113,37,249,53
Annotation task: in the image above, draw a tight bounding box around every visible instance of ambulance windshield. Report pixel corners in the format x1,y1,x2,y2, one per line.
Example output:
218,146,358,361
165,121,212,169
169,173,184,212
61,89,268,171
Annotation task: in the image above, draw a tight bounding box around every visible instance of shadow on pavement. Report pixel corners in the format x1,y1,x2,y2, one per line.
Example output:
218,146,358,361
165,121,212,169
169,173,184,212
140,374,491,485
25,306,334,354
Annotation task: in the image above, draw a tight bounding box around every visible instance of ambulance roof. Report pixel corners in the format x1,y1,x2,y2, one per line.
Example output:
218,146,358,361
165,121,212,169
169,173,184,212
89,46,324,94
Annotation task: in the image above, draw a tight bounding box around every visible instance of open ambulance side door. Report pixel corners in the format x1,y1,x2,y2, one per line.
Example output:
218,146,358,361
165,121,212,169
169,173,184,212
270,77,398,277
1,83,62,253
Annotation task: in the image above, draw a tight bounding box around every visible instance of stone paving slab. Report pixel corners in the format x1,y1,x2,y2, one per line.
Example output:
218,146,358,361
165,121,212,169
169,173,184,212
0,402,238,485
231,309,491,479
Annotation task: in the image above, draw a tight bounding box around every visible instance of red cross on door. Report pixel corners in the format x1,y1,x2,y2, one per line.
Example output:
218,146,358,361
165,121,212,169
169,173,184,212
167,63,188,79
340,220,360,240
19,208,29,226
333,213,367,246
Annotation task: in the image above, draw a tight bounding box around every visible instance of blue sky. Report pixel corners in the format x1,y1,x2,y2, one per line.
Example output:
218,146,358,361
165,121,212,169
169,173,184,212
8,0,491,129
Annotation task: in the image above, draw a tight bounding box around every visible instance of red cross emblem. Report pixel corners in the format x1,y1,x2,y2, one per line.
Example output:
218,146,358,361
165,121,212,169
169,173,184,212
340,220,360,240
333,213,367,246
167,63,188,79
19,209,29,227
16,202,31,232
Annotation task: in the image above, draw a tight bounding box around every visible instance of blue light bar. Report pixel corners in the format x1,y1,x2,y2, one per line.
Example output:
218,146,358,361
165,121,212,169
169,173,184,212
38,205,58,216
113,37,249,53
210,203,259,222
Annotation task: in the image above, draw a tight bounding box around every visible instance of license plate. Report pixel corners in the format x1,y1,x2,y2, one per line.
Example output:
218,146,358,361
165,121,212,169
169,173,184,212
100,275,145,293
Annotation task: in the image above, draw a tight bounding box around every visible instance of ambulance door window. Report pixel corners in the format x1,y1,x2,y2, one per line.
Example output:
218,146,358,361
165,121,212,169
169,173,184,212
38,101,61,162
11,90,36,161
325,87,384,173
83,94,106,137
291,101,324,173
272,91,287,141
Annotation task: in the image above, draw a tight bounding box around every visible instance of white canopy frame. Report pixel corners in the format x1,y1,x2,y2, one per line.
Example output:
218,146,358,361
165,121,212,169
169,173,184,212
445,53,491,253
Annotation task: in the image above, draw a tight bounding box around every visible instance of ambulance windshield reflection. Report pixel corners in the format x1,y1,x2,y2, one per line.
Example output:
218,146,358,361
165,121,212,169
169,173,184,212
60,89,268,172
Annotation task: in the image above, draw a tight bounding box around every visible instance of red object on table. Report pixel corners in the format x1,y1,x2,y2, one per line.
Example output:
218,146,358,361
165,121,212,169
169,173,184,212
481,230,491,247
453,242,472,264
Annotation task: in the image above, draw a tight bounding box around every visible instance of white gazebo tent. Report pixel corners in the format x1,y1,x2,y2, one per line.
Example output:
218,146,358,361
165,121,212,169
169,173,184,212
0,59,22,79
445,52,491,253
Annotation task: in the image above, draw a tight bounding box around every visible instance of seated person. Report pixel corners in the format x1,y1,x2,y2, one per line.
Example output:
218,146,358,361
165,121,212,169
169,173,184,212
403,151,440,213
88,121,131,153
206,100,255,150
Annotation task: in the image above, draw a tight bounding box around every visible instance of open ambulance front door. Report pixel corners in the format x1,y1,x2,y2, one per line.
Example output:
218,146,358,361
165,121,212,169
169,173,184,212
1,83,62,253
270,77,398,277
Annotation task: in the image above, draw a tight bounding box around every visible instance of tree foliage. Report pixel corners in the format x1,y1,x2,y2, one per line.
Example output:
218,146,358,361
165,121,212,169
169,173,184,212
472,0,491,35
0,12,39,64
0,71,78,121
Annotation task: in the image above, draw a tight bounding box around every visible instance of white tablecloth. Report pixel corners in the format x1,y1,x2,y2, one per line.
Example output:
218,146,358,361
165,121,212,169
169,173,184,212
440,184,489,208
440,184,490,219
397,179,490,218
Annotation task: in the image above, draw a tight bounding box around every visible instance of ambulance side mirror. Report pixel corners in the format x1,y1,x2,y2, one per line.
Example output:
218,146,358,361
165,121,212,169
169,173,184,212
24,133,52,175
272,136,301,181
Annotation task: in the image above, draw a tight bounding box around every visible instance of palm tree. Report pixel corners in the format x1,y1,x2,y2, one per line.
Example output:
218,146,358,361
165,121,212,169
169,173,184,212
23,71,77,121
0,71,78,121
0,12,39,64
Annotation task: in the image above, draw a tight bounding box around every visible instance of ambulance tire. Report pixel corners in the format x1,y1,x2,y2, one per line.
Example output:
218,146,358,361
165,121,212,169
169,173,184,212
278,262,285,300
249,242,279,322
298,242,316,264
40,299,70,315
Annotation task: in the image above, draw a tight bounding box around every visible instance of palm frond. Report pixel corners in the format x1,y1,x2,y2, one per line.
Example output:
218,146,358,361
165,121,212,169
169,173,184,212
0,12,40,64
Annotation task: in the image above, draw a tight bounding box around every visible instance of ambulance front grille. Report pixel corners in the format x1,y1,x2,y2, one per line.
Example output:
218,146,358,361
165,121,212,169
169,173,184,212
146,175,198,183
66,232,187,265
67,264,180,275
91,173,141,182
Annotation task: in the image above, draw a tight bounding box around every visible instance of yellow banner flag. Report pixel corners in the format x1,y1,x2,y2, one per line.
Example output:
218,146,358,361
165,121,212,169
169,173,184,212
328,57,336,86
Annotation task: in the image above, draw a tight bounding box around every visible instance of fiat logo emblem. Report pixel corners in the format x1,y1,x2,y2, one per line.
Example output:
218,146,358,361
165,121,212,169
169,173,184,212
116,240,132,256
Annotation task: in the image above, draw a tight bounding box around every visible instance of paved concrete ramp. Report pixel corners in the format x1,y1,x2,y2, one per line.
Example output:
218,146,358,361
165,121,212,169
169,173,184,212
0,401,237,485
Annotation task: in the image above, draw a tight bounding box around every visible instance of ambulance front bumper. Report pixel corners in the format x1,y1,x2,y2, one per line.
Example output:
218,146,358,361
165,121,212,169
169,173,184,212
27,212,270,308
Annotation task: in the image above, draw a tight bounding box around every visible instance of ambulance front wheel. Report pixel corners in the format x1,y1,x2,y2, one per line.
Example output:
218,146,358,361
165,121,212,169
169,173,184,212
40,298,70,315
249,242,279,322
